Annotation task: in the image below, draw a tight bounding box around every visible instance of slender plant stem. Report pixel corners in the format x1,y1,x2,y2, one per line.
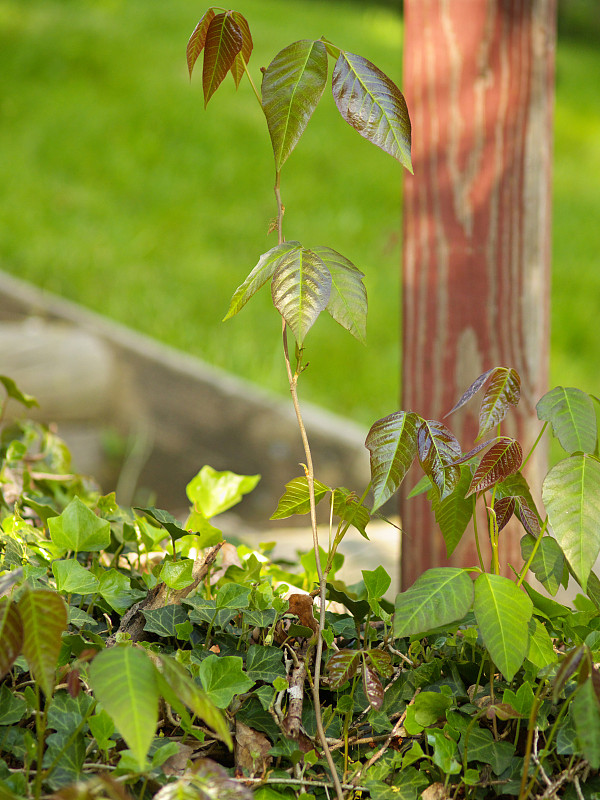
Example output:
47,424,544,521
242,58,262,107
521,421,548,472
472,495,485,571
516,516,549,588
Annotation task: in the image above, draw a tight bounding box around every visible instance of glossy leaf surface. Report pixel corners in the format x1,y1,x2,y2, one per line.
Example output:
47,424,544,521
89,647,159,770
0,599,23,680
476,368,521,440
417,419,461,500
229,12,253,89
493,496,516,533
327,649,359,689
537,386,597,455
473,574,532,681
332,52,412,171
466,438,523,497
223,242,302,320
366,411,419,512
394,568,473,637
362,660,384,709
428,465,472,556
202,12,243,107
311,245,367,343
186,9,216,79
261,39,327,170
542,454,600,591
495,472,542,535
271,247,331,344
18,588,67,697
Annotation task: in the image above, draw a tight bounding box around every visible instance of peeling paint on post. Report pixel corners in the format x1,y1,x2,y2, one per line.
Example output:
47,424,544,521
401,0,556,587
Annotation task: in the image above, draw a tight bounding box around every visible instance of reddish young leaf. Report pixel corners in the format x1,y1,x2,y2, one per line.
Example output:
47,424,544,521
365,411,420,512
202,12,243,107
326,649,359,689
229,12,253,89
362,660,384,710
448,436,502,467
493,496,516,533
466,438,523,497
445,368,495,418
553,644,587,702
186,8,216,79
417,420,462,501
515,496,541,537
0,599,23,680
366,649,393,678
477,368,521,440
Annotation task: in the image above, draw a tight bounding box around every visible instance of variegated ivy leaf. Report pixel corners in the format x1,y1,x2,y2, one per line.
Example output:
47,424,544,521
365,411,420,512
417,420,461,501
466,437,523,497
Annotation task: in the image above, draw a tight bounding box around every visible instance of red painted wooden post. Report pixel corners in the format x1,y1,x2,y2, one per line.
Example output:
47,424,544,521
400,1,556,587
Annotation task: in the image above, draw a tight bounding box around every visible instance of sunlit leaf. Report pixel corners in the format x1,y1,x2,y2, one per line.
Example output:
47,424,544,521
394,568,473,637
542,454,600,591
261,39,328,170
466,438,522,497
473,574,532,681
362,660,384,709
52,560,99,595
526,617,557,670
186,466,260,519
365,411,419,512
476,368,521,440
229,12,253,89
134,506,189,542
428,465,472,556
537,386,597,455
202,12,243,107
48,496,111,554
89,647,159,770
18,588,67,697
332,51,411,171
327,649,359,689
271,247,331,344
520,534,565,596
224,242,302,320
186,8,216,79
417,419,461,501
311,246,367,343
0,375,38,408
0,599,23,680
270,476,330,519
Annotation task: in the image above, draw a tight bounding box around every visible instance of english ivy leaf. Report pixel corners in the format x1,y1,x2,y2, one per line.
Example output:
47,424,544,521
542,453,600,592
245,645,286,683
0,599,23,681
572,679,600,768
520,534,564,596
466,437,523,497
458,726,515,775
198,654,254,708
229,12,253,89
98,569,145,615
202,12,243,107
366,411,420,512
473,574,532,681
261,39,328,170
428,728,461,774
48,497,110,554
428,465,472,557
413,691,452,727
362,660,384,709
417,419,462,501
52,560,99,595
143,605,189,638
363,565,391,602
270,476,329,519
186,8,216,79
326,648,359,689
271,247,332,345
332,51,412,171
394,568,474,637
135,506,188,542
89,647,159,771
160,559,195,590
47,691,94,735
186,466,260,519
18,588,67,698
310,245,367,344
0,375,38,408
0,683,26,725
537,386,597,455
223,241,302,321
215,583,251,610
476,367,521,440
88,709,115,754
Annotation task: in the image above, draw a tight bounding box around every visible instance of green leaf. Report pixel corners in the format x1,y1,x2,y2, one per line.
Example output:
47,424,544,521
459,726,515,774
135,506,189,542
311,246,367,344
186,8,216,79
223,241,301,320
229,12,253,89
143,605,189,638
473,574,532,681
572,679,600,768
88,709,115,753
48,497,111,554
245,645,286,683
476,367,521,440
0,599,23,681
393,568,474,637
427,728,461,774
413,691,452,727
332,51,412,171
366,411,419,512
417,420,462,501
428,466,473,557
520,534,564,596
270,476,329,519
0,683,26,725
18,588,67,697
186,466,260,519
98,569,145,615
363,565,391,602
526,617,558,669
202,12,243,107
332,487,370,538
52,560,99,595
198,654,254,708
542,453,600,591
466,437,523,497
261,39,328,170
537,386,597,455
0,375,38,408
88,646,159,770
215,583,251,610
160,558,195,590
271,247,332,345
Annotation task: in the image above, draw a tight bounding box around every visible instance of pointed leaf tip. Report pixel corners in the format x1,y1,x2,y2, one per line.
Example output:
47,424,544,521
187,9,216,80
203,12,243,107
230,12,253,89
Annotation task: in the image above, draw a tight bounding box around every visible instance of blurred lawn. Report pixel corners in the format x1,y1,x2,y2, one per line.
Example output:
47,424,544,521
0,0,599,427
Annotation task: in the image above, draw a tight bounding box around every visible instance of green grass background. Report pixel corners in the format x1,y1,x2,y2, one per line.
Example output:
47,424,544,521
1,0,599,427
